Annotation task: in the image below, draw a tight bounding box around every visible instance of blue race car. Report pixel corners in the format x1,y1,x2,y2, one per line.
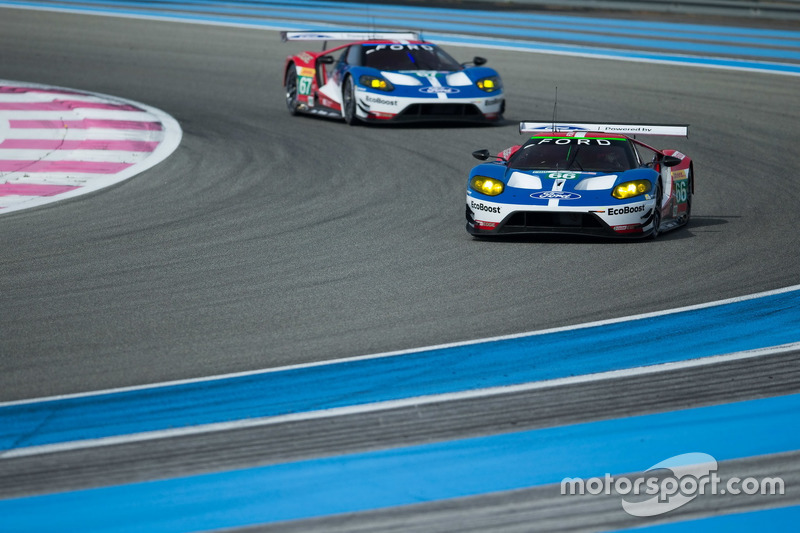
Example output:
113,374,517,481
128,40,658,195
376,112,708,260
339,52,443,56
281,31,504,124
466,122,693,239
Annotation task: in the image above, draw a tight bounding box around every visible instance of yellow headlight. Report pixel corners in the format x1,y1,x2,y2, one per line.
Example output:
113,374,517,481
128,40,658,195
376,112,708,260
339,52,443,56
359,75,394,91
470,176,504,196
477,77,500,92
612,180,651,199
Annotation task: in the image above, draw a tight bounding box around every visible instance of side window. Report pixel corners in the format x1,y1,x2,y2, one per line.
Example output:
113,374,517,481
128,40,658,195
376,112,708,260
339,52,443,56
346,45,361,66
630,143,645,166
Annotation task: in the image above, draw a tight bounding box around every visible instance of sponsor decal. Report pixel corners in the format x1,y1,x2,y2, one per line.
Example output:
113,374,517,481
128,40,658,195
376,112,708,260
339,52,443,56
365,44,435,54
548,171,578,180
671,169,687,180
298,53,314,64
475,220,498,229
608,204,646,216
293,34,336,40
500,146,519,160
530,191,581,200
533,138,612,146
612,224,640,232
364,95,398,106
298,67,315,77
604,126,652,133
485,98,503,106
470,201,502,214
419,86,460,94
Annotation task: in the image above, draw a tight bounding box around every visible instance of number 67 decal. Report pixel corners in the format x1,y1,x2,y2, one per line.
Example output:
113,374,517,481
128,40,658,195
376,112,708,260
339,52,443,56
298,76,312,96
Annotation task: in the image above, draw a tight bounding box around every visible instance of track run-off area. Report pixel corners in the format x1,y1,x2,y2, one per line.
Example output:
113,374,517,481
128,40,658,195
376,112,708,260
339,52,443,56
1,1,799,531
0,80,181,214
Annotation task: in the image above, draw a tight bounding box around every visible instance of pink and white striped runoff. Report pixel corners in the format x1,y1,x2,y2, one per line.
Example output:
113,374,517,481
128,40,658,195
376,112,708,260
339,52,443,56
0,81,181,215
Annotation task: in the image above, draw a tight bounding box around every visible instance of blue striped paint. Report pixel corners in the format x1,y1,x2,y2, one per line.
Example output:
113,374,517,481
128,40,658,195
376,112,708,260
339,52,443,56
11,0,800,49
8,0,800,41
2,288,799,451
432,33,800,75
2,0,800,74
630,504,800,531
1,391,798,532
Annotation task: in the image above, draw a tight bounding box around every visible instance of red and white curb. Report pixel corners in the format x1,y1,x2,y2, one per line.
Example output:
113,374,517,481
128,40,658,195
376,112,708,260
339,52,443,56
0,80,181,215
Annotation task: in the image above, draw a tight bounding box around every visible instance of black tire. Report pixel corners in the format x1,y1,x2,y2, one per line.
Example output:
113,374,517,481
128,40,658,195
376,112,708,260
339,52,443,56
684,166,693,226
342,76,359,125
650,181,662,239
285,68,299,116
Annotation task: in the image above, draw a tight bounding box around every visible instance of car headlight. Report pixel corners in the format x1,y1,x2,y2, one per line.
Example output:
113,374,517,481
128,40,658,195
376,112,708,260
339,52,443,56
470,176,504,196
476,76,501,92
359,75,394,91
612,180,652,199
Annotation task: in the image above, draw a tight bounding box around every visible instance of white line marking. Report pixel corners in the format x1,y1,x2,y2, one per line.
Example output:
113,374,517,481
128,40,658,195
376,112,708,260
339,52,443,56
0,150,151,163
2,283,798,407
2,3,797,78
4,342,798,459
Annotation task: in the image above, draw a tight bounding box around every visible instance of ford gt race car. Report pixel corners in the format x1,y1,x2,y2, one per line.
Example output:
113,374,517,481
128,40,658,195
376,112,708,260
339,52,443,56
281,31,504,124
466,122,693,239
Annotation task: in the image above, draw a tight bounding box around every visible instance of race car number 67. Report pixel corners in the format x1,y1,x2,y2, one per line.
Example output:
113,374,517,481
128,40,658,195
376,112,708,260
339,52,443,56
298,76,312,95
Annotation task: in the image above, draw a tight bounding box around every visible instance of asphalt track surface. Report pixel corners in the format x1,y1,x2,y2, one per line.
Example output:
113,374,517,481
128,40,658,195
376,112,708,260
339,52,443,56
1,5,799,531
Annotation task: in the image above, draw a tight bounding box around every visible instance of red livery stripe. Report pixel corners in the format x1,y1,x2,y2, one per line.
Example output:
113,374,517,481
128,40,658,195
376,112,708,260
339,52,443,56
0,183,81,197
0,100,142,111
9,119,163,130
0,86,83,95
0,139,159,151
0,160,134,173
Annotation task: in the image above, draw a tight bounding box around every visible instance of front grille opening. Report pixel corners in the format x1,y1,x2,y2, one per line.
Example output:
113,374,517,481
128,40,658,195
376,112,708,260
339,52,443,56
399,103,482,117
505,212,604,229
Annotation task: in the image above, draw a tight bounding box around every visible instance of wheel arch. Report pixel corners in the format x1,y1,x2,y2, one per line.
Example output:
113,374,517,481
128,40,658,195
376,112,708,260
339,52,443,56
283,61,296,86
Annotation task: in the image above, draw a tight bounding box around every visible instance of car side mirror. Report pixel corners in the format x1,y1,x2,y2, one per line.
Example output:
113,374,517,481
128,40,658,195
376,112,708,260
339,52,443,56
473,57,487,66
318,55,335,64
472,149,492,161
662,155,682,167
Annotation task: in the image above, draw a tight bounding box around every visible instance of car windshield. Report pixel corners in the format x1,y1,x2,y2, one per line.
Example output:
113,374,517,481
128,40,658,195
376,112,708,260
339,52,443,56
361,43,462,71
508,137,637,172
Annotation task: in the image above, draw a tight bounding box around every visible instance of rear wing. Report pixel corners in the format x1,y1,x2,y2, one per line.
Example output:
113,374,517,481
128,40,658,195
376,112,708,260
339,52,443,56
519,122,689,137
281,31,420,42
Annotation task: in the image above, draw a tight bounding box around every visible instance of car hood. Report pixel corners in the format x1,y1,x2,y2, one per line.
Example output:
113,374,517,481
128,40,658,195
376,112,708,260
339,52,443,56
381,70,471,87
468,164,657,207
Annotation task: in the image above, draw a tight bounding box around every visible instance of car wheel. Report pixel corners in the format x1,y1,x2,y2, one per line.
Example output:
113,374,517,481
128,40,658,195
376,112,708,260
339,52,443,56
684,166,693,225
650,181,662,239
342,76,359,125
285,68,299,116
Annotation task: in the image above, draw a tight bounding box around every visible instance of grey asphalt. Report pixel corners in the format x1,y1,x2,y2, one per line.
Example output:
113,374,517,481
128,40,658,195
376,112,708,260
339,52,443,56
0,6,798,531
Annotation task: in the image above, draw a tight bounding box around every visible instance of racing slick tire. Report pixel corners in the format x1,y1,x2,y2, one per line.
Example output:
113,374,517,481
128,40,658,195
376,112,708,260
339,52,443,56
342,76,359,126
683,166,693,226
285,67,299,116
650,181,662,240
